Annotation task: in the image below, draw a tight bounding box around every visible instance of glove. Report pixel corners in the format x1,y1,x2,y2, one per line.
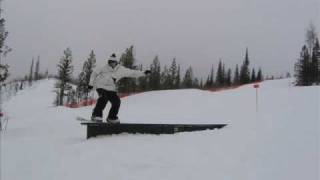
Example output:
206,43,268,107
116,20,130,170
144,70,151,75
88,85,93,90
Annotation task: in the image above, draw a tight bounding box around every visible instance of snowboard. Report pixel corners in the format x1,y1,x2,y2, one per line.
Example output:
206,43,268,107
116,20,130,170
76,116,104,123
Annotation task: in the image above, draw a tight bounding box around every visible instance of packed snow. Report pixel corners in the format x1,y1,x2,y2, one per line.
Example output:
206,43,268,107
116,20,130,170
1,78,319,180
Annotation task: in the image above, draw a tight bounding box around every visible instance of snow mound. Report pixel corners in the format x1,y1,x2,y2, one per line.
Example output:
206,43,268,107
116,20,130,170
1,78,319,180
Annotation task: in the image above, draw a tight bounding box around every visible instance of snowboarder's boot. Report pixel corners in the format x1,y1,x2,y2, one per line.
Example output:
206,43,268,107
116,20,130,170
91,116,103,123
107,117,120,124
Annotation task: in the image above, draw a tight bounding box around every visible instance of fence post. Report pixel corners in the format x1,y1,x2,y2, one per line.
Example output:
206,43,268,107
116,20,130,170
253,84,260,114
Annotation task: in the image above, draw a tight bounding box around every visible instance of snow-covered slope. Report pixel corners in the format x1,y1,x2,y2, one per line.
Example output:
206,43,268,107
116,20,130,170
1,78,319,180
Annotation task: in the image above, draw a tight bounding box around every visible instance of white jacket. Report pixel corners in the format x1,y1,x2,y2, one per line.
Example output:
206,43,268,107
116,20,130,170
89,64,145,92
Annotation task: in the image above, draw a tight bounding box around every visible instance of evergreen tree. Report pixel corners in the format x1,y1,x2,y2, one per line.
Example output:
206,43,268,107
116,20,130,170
54,91,60,106
149,55,161,90
251,68,256,82
168,58,177,89
295,45,311,86
256,68,263,81
226,68,232,86
67,89,77,105
305,23,318,85
204,65,214,88
209,65,214,87
240,48,251,84
77,72,86,99
295,24,319,86
222,63,226,86
233,64,240,85
200,78,204,88
34,56,40,81
182,66,194,88
161,65,171,89
193,78,200,88
28,58,34,85
0,62,8,82
311,38,320,84
205,75,210,88
118,46,137,93
55,48,73,106
19,81,23,90
0,1,11,83
45,69,49,78
175,65,181,89
137,64,148,91
305,22,318,54
216,60,224,87
286,72,291,78
77,50,96,101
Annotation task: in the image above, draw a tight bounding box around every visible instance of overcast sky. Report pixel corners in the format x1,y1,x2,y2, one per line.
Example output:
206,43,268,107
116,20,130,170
3,0,320,80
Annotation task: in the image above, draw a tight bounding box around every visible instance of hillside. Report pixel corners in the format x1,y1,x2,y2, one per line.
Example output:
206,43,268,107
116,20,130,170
1,78,319,180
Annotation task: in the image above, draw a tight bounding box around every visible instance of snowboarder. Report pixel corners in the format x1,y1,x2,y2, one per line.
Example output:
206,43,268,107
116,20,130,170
88,53,151,123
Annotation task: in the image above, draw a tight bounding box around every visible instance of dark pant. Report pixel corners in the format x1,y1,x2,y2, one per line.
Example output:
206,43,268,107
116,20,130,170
92,89,121,119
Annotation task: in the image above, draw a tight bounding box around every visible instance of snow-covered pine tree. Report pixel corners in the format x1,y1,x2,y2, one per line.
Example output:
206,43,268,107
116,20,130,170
233,64,240,85
0,63,8,82
55,48,73,106
251,68,256,82
66,89,77,105
168,58,176,89
240,48,251,85
222,63,226,86
205,75,210,88
168,58,178,89
19,81,23,90
77,50,96,101
160,65,170,89
256,68,263,82
175,65,181,89
0,2,10,55
34,56,40,81
77,72,86,100
311,38,320,84
226,68,232,86
216,60,224,87
295,45,311,86
305,22,317,55
0,1,10,84
137,64,148,91
54,91,60,106
182,66,194,88
200,78,204,88
149,55,161,90
286,72,291,78
28,58,34,85
118,46,137,93
304,23,318,85
209,65,214,87
45,69,49,79
193,78,200,88
205,65,214,88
